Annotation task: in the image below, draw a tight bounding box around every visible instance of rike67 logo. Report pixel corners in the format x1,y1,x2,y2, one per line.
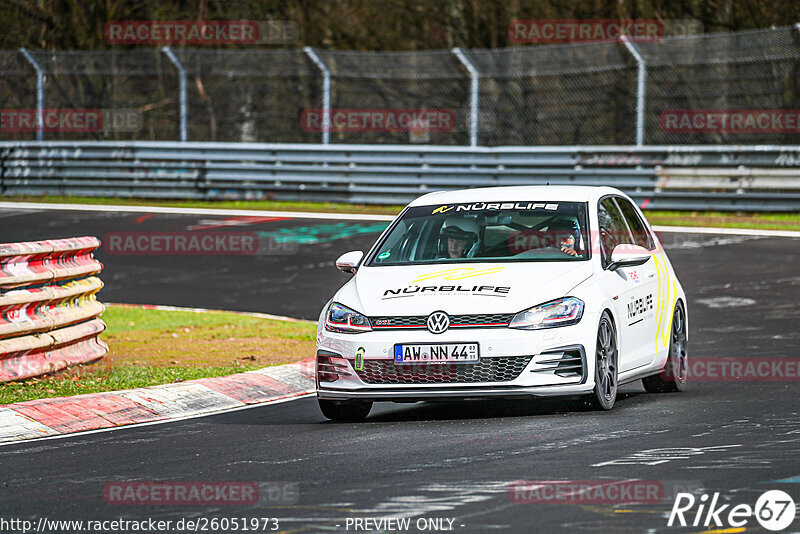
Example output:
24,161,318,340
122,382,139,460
669,490,796,531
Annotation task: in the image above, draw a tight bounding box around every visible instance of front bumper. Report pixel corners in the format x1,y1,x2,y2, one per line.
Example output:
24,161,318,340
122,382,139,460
316,314,598,400
317,383,594,401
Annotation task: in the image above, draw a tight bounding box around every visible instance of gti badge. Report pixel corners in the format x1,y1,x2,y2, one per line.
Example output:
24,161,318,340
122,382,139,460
426,311,450,334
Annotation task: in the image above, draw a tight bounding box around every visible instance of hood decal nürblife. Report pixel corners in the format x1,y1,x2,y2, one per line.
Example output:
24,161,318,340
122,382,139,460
341,262,594,316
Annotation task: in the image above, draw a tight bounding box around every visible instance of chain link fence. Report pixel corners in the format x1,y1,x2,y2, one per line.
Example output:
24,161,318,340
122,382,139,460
174,49,321,143
314,49,470,145
464,41,637,145
0,51,37,140
1,25,798,145
638,26,800,145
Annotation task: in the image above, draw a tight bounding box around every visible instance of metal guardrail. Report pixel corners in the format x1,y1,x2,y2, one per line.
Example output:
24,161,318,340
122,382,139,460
1,141,799,211
0,236,107,382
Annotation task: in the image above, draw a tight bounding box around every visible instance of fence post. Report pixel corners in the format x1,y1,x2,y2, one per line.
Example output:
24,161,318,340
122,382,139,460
303,47,331,144
19,48,44,141
620,36,646,146
161,46,187,142
452,47,479,147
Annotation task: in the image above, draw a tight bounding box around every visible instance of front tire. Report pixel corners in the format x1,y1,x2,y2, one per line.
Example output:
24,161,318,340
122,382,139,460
643,301,687,393
318,399,372,422
585,311,618,410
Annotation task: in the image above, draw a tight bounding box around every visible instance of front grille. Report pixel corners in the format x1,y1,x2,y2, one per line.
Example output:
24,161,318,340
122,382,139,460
372,316,427,328
348,355,532,384
453,313,515,326
371,313,514,329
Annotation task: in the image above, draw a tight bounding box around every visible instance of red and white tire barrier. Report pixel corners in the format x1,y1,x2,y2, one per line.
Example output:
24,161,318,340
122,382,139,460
0,358,315,443
0,237,107,382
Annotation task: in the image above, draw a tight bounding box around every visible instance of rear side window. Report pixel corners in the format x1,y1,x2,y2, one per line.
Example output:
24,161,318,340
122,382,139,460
615,197,655,250
597,198,633,267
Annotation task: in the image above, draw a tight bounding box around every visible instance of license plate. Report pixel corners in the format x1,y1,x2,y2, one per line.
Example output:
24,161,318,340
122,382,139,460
393,343,479,364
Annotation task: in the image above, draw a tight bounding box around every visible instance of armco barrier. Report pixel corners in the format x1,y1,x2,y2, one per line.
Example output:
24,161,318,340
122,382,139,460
1,141,800,211
0,237,107,382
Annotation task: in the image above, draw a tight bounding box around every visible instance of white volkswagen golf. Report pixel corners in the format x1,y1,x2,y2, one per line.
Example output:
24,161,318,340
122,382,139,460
316,186,688,421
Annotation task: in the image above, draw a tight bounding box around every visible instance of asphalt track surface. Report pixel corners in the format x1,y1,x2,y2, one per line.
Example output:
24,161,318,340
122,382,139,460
1,205,800,533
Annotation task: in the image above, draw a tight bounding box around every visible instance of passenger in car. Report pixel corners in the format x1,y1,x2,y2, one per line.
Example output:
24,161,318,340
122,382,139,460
547,218,581,257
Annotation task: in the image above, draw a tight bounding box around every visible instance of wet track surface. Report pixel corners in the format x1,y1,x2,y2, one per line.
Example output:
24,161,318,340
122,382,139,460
1,206,799,532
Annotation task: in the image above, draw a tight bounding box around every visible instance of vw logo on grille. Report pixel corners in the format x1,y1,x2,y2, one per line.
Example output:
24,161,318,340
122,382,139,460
426,311,450,334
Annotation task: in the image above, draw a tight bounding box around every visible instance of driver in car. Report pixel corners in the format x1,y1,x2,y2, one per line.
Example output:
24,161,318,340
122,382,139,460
547,218,581,257
439,217,480,259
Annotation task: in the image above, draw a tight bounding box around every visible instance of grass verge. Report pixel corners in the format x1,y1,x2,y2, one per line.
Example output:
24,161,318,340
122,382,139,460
643,210,800,231
3,195,800,231
0,304,317,405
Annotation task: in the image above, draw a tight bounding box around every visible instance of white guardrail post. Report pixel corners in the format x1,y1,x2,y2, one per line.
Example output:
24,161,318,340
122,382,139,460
620,36,646,147
303,47,332,145
452,47,479,148
18,48,45,142
0,237,107,382
162,46,188,142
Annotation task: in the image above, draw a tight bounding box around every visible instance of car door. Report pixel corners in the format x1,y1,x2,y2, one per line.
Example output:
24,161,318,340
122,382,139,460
596,197,653,373
614,196,659,370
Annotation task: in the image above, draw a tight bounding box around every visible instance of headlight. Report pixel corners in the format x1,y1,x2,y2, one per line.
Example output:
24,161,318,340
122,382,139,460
324,302,372,333
509,297,584,330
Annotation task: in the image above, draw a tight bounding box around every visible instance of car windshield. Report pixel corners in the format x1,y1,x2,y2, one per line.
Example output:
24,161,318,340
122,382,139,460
368,201,589,265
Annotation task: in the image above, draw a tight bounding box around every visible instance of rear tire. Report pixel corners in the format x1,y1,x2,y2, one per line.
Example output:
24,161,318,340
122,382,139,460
584,311,618,411
643,301,687,393
318,399,372,422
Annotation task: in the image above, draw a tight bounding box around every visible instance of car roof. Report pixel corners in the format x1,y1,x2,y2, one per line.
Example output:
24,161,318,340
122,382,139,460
409,185,626,207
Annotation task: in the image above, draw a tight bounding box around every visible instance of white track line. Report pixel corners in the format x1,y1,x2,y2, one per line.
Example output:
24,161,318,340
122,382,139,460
651,224,800,239
0,393,314,449
0,201,396,222
1,201,798,238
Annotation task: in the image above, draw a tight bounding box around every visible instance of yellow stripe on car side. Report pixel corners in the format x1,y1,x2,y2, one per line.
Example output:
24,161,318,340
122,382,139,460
653,251,678,354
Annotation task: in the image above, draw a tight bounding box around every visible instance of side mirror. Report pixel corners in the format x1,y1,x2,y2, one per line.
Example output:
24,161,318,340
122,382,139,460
335,250,364,274
608,244,651,271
